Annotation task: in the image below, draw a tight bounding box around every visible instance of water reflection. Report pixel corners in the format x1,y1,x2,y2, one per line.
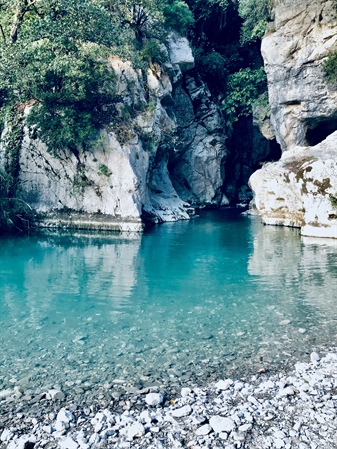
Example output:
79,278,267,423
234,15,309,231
248,222,337,321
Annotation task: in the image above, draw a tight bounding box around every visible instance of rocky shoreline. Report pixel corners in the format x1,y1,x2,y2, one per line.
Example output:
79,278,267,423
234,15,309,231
1,349,337,449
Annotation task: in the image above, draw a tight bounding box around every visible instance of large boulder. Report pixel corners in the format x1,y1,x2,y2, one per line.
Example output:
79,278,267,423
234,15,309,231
250,132,337,238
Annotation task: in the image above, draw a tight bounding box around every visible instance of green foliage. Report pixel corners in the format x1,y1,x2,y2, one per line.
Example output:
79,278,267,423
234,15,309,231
0,169,34,234
329,193,337,209
98,163,112,177
140,39,169,65
196,51,229,91
252,91,270,126
187,0,228,26
163,0,194,33
222,66,267,125
105,0,165,42
238,0,271,44
323,51,337,84
0,0,126,154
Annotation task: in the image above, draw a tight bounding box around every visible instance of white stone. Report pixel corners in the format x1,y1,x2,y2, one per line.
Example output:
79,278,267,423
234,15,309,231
55,408,74,431
126,422,145,440
58,436,79,449
42,425,53,434
145,392,164,406
57,408,74,424
215,379,233,391
274,438,285,448
139,410,152,424
7,435,35,449
171,405,192,418
0,389,13,399
195,424,212,436
310,352,320,363
279,320,291,326
209,416,235,434
278,386,295,397
46,389,65,401
239,424,252,433
181,388,192,397
1,429,13,442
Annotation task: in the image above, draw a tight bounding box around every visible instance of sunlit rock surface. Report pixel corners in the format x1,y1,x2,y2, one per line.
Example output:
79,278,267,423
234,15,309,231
250,0,337,238
250,133,337,238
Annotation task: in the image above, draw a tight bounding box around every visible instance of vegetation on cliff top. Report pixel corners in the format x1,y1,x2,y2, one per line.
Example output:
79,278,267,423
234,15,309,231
0,0,270,232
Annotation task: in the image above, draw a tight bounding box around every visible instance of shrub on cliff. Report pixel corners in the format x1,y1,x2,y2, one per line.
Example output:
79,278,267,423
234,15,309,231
164,0,195,33
222,66,267,125
0,0,127,154
238,0,272,44
323,51,337,84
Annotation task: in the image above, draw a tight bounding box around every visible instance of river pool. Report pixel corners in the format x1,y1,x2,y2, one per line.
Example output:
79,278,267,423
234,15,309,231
1,209,337,404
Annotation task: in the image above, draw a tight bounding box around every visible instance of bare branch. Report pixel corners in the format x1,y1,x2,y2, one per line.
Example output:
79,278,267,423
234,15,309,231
0,23,5,42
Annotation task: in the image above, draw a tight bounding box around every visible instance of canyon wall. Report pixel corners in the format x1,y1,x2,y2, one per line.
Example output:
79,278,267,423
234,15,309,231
250,0,337,238
9,35,229,231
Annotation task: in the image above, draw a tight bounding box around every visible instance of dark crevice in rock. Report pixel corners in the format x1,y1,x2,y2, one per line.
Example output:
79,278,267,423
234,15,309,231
305,117,337,146
224,117,282,205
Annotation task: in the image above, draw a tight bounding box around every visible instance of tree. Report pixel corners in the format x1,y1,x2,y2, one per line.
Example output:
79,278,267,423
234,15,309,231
0,0,129,153
238,0,271,44
222,67,267,126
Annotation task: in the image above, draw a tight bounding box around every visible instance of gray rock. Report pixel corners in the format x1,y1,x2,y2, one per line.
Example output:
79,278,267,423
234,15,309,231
250,0,337,239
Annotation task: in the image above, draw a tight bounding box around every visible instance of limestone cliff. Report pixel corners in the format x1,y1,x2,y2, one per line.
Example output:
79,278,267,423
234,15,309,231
250,0,337,238
7,35,227,231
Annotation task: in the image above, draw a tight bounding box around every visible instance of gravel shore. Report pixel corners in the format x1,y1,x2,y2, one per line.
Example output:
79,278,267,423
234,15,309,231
1,350,337,449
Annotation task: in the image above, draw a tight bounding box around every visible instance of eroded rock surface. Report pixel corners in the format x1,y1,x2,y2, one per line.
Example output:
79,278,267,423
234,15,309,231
5,33,229,230
251,0,337,238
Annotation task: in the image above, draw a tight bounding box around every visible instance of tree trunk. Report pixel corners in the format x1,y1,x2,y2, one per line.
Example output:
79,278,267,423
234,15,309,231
9,0,29,44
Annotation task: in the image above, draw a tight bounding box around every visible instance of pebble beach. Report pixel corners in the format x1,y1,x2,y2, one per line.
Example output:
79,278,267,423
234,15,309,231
1,349,337,449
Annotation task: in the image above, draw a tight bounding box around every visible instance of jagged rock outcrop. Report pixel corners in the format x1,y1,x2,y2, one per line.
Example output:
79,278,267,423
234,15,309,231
250,0,337,238
169,76,228,207
3,34,229,231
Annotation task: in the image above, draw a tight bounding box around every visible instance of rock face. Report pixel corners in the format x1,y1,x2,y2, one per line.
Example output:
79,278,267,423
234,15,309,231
19,130,148,232
250,133,337,238
4,34,228,231
169,76,228,207
250,0,337,238
262,0,337,151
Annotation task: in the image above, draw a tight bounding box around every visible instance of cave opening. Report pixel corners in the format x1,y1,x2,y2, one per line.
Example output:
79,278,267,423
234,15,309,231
223,117,282,205
305,118,337,146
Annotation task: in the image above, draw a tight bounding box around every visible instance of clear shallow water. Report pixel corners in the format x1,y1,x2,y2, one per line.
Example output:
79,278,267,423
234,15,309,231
1,209,337,401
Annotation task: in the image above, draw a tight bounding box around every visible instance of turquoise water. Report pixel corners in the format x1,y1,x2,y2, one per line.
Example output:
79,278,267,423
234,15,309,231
1,209,337,400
